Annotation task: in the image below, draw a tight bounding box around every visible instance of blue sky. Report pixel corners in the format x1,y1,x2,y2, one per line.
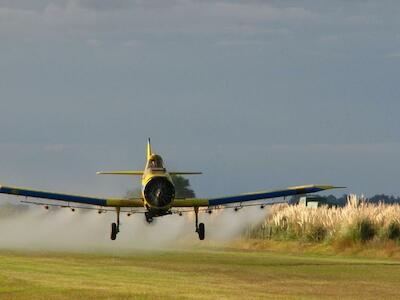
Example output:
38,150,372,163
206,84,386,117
0,0,399,198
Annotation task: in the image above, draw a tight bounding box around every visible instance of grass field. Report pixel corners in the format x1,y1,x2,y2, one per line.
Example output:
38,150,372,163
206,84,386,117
0,248,399,299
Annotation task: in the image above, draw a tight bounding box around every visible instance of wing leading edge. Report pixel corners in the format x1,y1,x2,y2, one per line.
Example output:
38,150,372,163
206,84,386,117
0,185,143,207
172,185,344,207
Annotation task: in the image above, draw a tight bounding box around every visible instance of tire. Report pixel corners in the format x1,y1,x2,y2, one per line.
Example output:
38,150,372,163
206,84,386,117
145,212,153,224
198,223,205,240
111,222,118,240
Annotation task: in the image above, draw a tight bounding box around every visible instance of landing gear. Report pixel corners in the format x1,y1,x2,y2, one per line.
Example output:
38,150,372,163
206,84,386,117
111,207,120,240
111,222,118,240
194,207,205,240
145,212,154,224
198,223,205,240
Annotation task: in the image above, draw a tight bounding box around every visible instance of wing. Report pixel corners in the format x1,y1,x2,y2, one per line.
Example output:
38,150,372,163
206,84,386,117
172,185,344,207
169,172,202,175
96,171,144,176
0,185,143,207
96,171,202,176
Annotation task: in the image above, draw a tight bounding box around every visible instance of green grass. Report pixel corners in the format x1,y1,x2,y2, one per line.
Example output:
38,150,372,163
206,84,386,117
0,248,399,299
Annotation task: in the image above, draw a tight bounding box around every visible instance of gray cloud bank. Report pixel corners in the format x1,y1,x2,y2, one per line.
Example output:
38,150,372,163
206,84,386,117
0,0,399,199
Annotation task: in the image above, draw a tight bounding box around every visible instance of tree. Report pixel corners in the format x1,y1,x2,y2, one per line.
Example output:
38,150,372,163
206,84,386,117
125,175,196,199
170,175,196,198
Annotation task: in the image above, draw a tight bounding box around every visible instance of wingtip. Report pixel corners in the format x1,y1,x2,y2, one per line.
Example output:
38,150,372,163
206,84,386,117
327,185,347,190
315,185,347,190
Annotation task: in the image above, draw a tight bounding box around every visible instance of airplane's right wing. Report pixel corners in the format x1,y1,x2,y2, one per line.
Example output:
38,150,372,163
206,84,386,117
169,172,202,175
172,185,344,208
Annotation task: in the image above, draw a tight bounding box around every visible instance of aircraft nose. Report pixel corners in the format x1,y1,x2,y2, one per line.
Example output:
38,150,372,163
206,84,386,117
144,177,175,207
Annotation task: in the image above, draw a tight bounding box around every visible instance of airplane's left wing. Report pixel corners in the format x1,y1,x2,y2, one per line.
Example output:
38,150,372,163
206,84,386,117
0,185,143,207
172,185,344,207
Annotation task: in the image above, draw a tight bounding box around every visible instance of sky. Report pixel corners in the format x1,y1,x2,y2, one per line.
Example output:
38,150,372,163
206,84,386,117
0,0,399,199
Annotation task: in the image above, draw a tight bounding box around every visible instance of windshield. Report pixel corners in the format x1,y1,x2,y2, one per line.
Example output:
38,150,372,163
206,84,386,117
148,155,164,169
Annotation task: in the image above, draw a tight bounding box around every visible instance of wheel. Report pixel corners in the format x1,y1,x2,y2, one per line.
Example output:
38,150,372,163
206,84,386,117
111,222,118,240
145,212,154,224
198,223,205,240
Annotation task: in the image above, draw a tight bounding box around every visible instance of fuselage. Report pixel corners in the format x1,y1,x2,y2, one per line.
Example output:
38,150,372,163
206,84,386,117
141,154,175,216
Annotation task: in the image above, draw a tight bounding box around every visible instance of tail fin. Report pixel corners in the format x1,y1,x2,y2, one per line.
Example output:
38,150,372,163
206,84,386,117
147,138,152,160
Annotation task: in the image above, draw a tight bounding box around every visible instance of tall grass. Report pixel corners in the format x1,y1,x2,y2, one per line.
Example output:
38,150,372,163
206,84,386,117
245,195,400,245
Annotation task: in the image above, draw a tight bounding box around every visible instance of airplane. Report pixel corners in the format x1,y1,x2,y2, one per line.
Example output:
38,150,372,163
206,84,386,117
0,139,343,240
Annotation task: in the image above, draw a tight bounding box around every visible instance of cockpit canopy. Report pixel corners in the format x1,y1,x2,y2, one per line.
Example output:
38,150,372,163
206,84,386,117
147,154,165,170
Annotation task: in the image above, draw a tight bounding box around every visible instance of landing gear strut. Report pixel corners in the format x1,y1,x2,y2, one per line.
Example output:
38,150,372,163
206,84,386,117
111,207,120,240
194,207,205,240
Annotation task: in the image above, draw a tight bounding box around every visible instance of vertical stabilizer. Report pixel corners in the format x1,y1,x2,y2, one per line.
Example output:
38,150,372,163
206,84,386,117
147,138,152,160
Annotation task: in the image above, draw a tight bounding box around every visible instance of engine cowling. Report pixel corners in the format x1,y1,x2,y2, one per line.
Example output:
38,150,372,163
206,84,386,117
143,177,175,208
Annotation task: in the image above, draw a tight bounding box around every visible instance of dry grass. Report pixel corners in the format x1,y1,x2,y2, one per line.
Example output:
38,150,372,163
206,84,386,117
248,195,400,247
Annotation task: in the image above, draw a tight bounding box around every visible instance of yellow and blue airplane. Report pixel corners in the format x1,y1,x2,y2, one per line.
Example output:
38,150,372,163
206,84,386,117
0,139,343,240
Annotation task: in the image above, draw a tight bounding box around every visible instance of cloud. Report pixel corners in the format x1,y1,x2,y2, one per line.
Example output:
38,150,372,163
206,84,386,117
0,0,67,11
1,0,400,199
207,2,315,21
86,38,102,48
0,0,315,39
215,39,268,47
43,144,66,152
78,0,135,11
385,52,400,59
122,40,144,48
269,142,400,154
319,35,341,44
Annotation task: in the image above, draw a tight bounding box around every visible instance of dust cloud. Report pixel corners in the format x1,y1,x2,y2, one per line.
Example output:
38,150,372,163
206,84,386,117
0,204,270,253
